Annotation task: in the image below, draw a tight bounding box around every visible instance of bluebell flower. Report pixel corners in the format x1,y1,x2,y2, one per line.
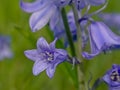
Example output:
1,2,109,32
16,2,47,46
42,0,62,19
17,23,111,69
0,35,13,60
103,64,120,90
99,13,120,30
20,0,70,32
82,21,120,59
24,37,68,78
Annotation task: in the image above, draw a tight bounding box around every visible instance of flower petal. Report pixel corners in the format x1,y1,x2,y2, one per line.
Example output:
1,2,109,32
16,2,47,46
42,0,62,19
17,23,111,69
49,38,57,50
109,86,120,90
90,22,120,49
102,73,111,86
112,64,119,69
33,60,49,76
37,37,50,52
20,0,51,13
82,21,120,59
56,49,67,56
46,64,56,78
46,58,64,78
29,5,57,32
54,49,67,60
49,10,60,30
46,49,67,78
82,51,100,60
24,49,40,61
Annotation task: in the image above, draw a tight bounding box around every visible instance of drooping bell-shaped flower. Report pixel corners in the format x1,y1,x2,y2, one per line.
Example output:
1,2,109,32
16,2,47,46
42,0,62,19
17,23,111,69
82,21,120,59
20,0,71,32
24,37,68,78
99,13,120,30
103,64,120,90
0,35,13,60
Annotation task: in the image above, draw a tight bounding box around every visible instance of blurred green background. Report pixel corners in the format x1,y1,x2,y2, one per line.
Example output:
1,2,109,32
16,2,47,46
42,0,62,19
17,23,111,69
0,0,120,90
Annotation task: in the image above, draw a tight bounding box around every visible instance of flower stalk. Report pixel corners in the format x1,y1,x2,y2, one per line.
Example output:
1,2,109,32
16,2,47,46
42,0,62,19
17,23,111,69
61,8,76,57
71,2,86,90
61,8,79,89
61,7,86,90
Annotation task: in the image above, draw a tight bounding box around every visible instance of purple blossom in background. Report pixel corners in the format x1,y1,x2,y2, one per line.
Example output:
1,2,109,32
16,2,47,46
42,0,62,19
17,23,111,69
24,37,67,78
50,10,77,47
20,0,70,32
72,0,106,10
99,13,120,30
103,64,120,90
82,22,120,60
0,35,13,60
88,0,106,6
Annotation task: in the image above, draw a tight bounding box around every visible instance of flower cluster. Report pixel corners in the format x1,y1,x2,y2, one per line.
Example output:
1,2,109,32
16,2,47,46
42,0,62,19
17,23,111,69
20,0,120,83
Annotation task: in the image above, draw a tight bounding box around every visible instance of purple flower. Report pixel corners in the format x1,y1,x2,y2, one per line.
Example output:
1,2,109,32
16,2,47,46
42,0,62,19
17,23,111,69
20,0,70,32
24,37,67,78
99,13,120,30
82,21,120,59
103,64,120,90
72,0,106,10
0,35,13,60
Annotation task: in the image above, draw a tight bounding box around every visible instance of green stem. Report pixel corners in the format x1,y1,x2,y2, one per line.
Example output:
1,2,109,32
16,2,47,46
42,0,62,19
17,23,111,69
61,8,76,57
61,8,79,90
70,2,86,90
70,3,82,60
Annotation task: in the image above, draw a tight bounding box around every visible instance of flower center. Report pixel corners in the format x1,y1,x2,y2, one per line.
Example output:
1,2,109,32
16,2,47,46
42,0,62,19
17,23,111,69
110,70,120,82
44,51,54,61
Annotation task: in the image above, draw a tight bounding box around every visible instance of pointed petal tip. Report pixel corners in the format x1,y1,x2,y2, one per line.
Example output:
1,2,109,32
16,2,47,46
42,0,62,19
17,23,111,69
33,68,39,76
37,37,46,43
48,74,54,79
37,37,50,51
46,65,55,79
29,6,56,32
82,52,96,60
19,0,31,13
24,50,29,56
20,0,44,13
31,27,39,32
